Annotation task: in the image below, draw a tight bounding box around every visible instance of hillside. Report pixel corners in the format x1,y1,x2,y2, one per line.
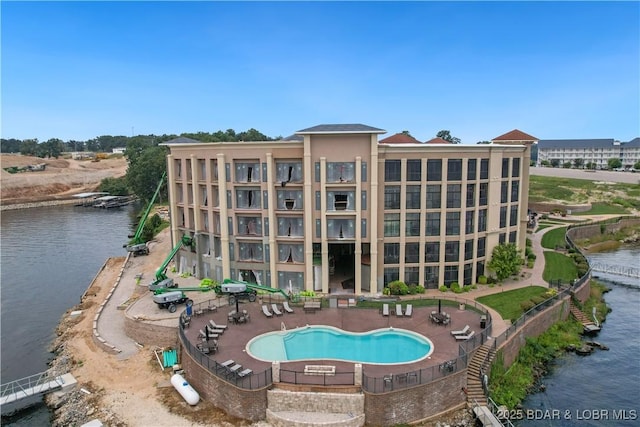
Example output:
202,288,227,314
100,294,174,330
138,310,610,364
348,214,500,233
0,154,128,206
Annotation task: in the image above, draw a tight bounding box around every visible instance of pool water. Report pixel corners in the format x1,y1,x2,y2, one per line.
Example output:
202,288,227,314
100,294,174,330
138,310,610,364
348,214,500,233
246,326,433,364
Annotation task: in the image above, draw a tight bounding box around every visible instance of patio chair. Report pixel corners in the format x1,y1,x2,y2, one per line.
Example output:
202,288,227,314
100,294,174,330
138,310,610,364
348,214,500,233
283,300,294,314
396,304,403,317
454,330,475,341
198,329,207,340
451,325,470,336
220,359,235,369
262,304,273,318
272,303,283,316
206,324,224,335
382,303,389,316
209,320,227,332
405,304,413,318
237,368,253,378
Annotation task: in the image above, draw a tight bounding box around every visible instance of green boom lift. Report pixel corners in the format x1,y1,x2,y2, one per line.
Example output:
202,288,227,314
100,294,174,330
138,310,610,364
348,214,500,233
148,234,195,291
125,171,166,256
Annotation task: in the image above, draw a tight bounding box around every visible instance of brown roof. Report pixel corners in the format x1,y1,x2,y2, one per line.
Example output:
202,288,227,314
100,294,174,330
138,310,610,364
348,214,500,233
492,129,538,142
379,133,421,144
424,137,452,144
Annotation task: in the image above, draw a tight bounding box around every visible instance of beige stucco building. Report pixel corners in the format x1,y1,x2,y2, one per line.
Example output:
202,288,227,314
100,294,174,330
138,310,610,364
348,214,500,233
162,124,536,296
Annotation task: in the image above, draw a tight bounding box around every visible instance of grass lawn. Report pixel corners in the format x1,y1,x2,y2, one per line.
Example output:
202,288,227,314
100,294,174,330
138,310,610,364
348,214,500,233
476,286,548,321
573,203,629,215
540,227,567,249
536,224,553,231
542,252,578,283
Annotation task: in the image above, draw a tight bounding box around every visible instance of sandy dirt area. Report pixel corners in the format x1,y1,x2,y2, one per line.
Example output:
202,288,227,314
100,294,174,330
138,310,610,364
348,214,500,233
0,154,128,205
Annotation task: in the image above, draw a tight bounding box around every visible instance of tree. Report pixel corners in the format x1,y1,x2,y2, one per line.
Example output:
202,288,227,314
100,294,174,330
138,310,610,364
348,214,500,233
487,243,523,281
634,161,640,170
20,139,39,156
99,177,130,196
607,158,622,170
550,159,560,168
563,161,572,169
540,160,550,167
573,158,584,169
125,146,168,202
586,161,596,170
436,130,461,144
476,140,491,144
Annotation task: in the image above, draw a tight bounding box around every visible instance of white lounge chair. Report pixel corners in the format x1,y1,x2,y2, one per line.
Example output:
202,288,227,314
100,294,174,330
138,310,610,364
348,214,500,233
206,324,224,335
451,325,470,336
405,304,413,317
454,330,475,341
272,303,283,316
382,303,389,316
283,300,294,314
198,329,207,339
237,368,253,378
262,304,273,318
209,319,227,330
396,304,403,317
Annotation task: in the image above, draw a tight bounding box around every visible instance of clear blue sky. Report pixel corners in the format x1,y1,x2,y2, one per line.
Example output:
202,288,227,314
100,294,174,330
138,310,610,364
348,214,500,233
2,1,639,143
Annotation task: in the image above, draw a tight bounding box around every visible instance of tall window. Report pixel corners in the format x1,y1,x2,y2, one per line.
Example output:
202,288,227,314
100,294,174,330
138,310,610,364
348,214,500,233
467,159,477,180
444,265,458,286
277,217,304,237
501,181,508,203
327,219,355,239
276,161,303,183
426,185,441,209
479,183,488,206
405,267,419,285
384,186,401,209
385,160,401,181
237,216,262,236
278,244,303,263
235,161,260,183
384,243,400,264
405,213,421,236
447,159,463,180
327,191,355,211
511,180,519,202
478,209,487,232
425,242,440,262
425,213,440,236
236,188,261,209
406,159,422,181
384,214,400,237
464,239,474,260
465,211,475,234
427,159,442,181
238,242,263,261
509,231,517,243
466,184,475,207
464,263,473,286
384,268,399,286
502,158,510,178
477,237,486,257
447,184,461,208
276,190,303,210
405,242,420,263
445,241,459,262
424,266,439,288
446,212,460,235
327,162,355,182
500,206,507,228
480,159,489,179
510,205,519,226
512,158,520,177
406,185,421,209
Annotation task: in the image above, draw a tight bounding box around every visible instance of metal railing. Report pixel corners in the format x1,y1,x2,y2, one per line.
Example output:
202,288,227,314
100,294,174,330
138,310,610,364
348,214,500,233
279,369,355,387
0,371,66,404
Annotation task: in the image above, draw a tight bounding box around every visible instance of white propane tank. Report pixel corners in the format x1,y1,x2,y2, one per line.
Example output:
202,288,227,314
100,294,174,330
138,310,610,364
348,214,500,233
171,373,200,405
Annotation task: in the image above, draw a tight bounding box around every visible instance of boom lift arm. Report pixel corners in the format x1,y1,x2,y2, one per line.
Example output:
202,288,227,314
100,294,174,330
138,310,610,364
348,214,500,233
148,235,193,290
125,171,166,255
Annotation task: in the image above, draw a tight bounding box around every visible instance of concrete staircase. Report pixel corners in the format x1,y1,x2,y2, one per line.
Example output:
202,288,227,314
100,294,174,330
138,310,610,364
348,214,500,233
466,343,496,408
570,300,600,334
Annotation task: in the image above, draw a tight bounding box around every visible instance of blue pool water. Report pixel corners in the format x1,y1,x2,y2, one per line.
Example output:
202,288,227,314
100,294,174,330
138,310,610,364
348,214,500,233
246,326,433,364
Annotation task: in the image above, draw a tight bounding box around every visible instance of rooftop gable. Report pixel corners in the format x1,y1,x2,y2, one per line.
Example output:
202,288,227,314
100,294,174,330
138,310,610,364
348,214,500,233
424,137,452,144
379,133,421,144
295,124,386,134
492,129,538,142
164,136,202,144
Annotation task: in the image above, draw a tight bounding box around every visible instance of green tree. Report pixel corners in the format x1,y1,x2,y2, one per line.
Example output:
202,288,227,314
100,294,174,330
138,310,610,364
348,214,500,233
540,160,550,167
20,139,38,156
37,138,64,158
586,161,596,170
573,158,584,169
562,161,572,168
436,130,461,144
125,146,168,202
487,243,523,281
99,177,130,195
550,159,560,168
634,161,640,170
476,140,491,144
607,158,622,170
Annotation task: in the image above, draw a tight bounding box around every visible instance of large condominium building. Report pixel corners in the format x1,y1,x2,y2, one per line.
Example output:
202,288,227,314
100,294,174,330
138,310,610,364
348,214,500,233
162,124,535,296
537,138,640,169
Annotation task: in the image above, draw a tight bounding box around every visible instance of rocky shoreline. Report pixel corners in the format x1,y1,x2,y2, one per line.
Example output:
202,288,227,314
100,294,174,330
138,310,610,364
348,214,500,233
0,198,80,211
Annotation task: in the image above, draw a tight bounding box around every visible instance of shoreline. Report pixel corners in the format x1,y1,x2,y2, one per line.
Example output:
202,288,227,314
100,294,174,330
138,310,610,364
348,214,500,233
0,198,81,211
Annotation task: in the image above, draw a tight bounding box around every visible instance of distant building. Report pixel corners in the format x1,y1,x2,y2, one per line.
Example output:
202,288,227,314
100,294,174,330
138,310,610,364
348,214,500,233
537,138,640,169
71,152,95,160
161,124,535,295
112,147,126,154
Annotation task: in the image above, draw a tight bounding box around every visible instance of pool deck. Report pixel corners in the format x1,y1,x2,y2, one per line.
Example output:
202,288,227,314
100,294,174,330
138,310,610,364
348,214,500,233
185,300,485,378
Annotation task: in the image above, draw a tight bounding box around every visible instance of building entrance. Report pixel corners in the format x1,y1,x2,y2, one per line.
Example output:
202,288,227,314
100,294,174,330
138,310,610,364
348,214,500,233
328,243,355,293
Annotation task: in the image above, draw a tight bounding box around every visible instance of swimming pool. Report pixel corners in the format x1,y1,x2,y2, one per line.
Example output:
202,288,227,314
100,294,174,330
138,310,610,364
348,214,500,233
246,325,433,364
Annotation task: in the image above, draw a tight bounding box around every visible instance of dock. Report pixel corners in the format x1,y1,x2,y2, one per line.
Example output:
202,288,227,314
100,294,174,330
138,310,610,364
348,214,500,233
0,372,77,406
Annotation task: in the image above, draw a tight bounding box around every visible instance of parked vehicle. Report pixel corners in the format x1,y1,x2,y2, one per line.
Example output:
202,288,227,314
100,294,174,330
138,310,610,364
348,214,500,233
152,291,192,313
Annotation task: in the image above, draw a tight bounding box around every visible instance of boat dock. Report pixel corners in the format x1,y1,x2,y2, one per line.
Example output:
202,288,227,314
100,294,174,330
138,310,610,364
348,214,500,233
0,371,77,406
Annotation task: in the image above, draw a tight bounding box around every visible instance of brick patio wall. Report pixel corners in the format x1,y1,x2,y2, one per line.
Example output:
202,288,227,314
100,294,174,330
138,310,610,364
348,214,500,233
123,316,178,348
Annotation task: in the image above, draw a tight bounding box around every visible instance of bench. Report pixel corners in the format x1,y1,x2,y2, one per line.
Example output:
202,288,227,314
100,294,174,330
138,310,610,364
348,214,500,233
304,365,335,376
304,301,322,313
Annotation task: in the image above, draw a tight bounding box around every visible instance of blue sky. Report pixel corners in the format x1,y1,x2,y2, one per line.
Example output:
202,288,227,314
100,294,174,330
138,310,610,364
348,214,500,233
2,1,639,143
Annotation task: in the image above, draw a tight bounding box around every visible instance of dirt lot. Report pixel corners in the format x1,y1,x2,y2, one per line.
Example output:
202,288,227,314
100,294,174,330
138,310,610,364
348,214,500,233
0,154,128,205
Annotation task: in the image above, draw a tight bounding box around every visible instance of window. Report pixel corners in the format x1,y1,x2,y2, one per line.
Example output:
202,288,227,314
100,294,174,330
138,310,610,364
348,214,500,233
406,185,421,209
405,242,420,263
501,181,508,203
384,243,400,264
480,159,489,179
424,266,439,288
502,158,509,178
236,188,261,209
444,265,458,286
511,180,519,202
238,242,263,261
277,217,304,237
407,159,422,181
445,241,459,262
447,159,462,180
425,242,440,262
427,159,442,181
465,210,475,234
478,209,487,232
385,160,401,181
276,161,303,183
327,219,355,239
278,244,304,263
465,239,474,261
476,261,485,279
327,191,355,211
384,214,401,237
499,233,506,244
425,212,440,236
327,162,355,182
464,263,473,286
384,268,399,286
447,184,461,208
405,267,419,285
479,183,488,206
466,184,475,207
477,237,486,258
426,185,441,209
510,205,518,226
467,159,477,180
500,206,507,228
446,212,460,235
512,158,520,177
405,213,421,236
237,216,262,236
276,190,303,210
384,186,401,209
235,161,260,183
509,231,517,243
210,159,218,182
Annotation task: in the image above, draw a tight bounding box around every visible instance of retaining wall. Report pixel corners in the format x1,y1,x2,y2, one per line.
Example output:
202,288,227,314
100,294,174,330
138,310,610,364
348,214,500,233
123,316,178,348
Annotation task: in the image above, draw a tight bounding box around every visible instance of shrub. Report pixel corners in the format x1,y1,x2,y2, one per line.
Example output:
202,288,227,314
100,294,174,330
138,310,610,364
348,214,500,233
414,284,426,294
478,275,488,285
388,280,409,295
530,296,546,305
520,300,536,311
439,285,448,292
463,285,472,292
527,260,535,268
299,290,316,297
526,238,532,247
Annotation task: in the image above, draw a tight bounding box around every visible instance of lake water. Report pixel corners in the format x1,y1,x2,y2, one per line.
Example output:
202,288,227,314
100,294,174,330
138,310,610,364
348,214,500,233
0,204,139,425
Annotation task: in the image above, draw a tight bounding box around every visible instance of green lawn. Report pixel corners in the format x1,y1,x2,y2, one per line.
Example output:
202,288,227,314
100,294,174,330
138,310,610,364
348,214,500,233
540,227,567,249
573,203,629,216
529,175,640,209
542,252,578,283
476,286,548,321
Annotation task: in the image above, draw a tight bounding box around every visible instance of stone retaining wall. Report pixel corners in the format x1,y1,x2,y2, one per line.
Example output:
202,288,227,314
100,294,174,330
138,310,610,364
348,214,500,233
566,218,640,241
